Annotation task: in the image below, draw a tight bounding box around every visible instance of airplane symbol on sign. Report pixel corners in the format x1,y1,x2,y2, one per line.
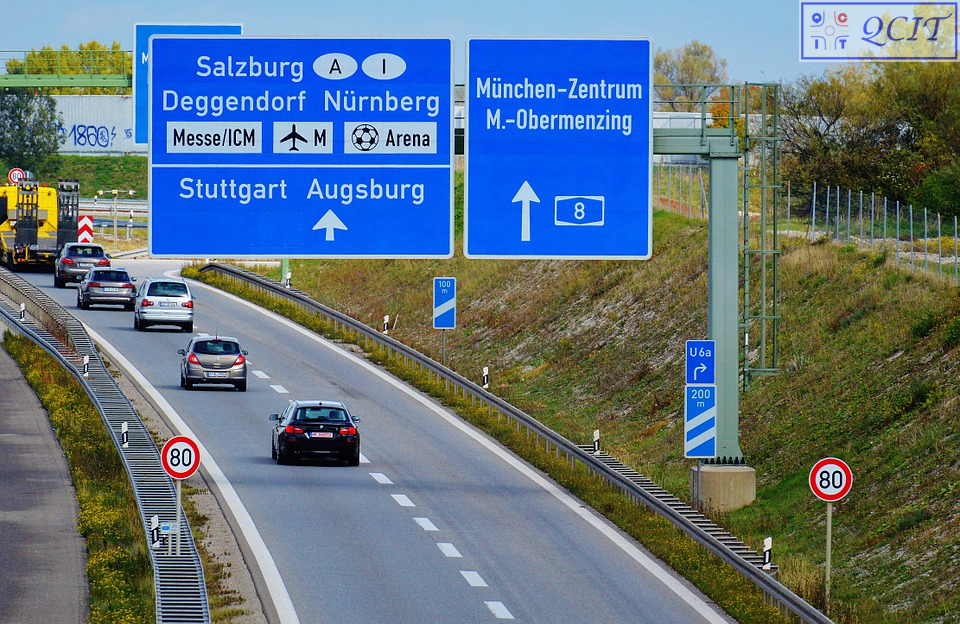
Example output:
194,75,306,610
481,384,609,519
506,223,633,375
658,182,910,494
280,124,307,151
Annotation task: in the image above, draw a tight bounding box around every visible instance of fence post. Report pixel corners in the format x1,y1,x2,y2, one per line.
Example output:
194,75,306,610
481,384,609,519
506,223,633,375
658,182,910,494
870,192,876,247
859,191,864,248
786,181,791,235
825,185,831,238
938,213,942,280
668,163,673,212
910,205,915,272
955,215,958,286
883,197,888,250
896,201,900,263
811,181,817,241
835,186,840,240
924,207,929,274
845,190,851,242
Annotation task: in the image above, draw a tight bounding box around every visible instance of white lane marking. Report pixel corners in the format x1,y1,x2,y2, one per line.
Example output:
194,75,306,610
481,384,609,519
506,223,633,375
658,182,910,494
391,494,415,507
196,332,210,337
484,602,514,620
460,571,488,587
182,273,727,623
252,370,270,379
370,472,393,485
413,517,438,532
270,385,289,394
437,542,462,558
359,453,370,464
82,323,300,624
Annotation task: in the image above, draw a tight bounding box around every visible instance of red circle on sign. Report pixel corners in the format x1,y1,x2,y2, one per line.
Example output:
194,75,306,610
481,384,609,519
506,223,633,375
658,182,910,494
809,457,853,502
161,436,201,480
8,168,25,184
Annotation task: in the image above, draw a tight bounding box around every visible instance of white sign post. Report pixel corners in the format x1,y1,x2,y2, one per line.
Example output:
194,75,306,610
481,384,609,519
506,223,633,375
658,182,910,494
809,457,853,612
161,436,201,556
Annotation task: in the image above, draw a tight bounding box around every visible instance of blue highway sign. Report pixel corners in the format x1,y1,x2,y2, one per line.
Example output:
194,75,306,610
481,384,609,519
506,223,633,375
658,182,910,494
685,339,716,385
684,385,717,459
149,36,453,257
433,277,456,329
134,24,243,144
465,37,652,259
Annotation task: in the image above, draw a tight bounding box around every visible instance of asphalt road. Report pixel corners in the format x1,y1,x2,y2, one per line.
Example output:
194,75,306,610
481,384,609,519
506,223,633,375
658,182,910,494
22,260,729,624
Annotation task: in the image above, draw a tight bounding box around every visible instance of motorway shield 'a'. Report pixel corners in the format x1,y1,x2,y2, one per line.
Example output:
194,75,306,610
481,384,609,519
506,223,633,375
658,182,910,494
465,38,653,259
149,36,453,258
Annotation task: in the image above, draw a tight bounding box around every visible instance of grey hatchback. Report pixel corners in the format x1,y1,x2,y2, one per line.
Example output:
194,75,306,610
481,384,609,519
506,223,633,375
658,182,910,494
55,243,110,287
178,336,248,391
76,268,136,310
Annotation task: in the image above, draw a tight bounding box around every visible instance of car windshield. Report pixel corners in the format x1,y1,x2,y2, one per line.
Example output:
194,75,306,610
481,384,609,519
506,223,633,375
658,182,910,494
193,340,240,355
68,246,105,257
91,271,130,282
147,282,188,297
294,407,348,422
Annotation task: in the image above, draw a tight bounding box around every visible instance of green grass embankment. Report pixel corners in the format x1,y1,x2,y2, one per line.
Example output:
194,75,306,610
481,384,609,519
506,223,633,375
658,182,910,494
57,155,147,198
211,171,959,622
3,333,153,624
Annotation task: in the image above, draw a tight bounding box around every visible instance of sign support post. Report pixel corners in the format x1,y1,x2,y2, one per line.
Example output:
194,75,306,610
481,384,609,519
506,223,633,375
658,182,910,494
825,501,833,611
441,329,446,366
176,478,182,556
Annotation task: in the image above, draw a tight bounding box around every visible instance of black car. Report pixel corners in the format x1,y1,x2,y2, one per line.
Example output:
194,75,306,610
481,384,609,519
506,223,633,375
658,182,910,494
270,400,360,466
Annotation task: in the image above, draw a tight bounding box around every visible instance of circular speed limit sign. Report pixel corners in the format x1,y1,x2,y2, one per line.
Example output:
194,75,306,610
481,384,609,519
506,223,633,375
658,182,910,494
8,168,25,184
161,436,201,480
809,457,853,502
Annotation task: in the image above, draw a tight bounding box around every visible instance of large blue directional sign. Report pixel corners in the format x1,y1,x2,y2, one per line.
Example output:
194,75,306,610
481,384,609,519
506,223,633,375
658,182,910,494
134,24,243,144
685,339,716,385
433,277,456,329
149,36,453,257
465,38,652,259
685,385,717,458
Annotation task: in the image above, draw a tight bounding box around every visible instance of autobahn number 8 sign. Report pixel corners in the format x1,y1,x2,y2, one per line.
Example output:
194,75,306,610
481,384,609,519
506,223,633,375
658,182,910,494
809,457,853,502
161,436,201,480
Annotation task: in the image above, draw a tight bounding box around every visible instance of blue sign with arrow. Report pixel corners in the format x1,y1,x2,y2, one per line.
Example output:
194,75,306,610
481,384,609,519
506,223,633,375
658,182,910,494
465,37,653,259
685,339,716,385
148,36,453,258
433,277,456,329
134,23,243,144
685,385,717,458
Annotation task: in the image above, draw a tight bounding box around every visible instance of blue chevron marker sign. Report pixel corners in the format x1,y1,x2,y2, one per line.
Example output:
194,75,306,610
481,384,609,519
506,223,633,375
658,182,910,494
684,384,717,459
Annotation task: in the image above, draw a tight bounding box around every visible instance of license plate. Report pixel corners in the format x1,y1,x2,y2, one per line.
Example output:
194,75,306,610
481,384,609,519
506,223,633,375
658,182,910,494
206,372,228,378
80,263,92,268
309,432,334,439
159,302,177,308
104,287,119,292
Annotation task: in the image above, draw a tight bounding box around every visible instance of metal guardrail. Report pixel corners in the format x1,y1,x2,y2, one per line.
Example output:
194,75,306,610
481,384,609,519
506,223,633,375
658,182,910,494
199,261,835,624
0,268,210,624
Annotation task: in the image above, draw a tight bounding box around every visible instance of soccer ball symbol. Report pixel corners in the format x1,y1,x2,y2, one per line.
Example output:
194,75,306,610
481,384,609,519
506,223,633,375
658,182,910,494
351,124,379,151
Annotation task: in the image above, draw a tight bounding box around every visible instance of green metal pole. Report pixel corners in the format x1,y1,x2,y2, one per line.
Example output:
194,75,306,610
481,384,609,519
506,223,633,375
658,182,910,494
709,153,743,463
280,258,290,287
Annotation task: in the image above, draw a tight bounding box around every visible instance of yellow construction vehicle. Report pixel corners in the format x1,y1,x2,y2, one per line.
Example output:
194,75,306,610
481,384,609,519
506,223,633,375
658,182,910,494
0,179,79,270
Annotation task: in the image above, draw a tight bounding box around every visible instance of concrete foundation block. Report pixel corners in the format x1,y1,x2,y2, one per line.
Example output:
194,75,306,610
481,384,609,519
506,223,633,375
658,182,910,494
690,464,757,512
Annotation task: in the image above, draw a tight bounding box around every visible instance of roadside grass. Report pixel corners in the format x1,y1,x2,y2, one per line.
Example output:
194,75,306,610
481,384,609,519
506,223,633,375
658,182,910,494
207,172,960,622
182,265,792,624
57,155,148,198
3,332,153,624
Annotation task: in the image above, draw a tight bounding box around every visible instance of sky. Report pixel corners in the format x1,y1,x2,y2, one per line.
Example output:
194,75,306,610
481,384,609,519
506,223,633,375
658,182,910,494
3,0,821,84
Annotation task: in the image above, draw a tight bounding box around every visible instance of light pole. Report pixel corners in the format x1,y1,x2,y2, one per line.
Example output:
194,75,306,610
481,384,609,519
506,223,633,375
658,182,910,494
97,188,136,251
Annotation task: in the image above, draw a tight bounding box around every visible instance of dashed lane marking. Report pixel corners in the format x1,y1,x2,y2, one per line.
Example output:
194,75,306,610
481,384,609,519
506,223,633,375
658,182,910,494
391,494,415,507
270,385,289,394
484,602,514,620
437,543,462,558
413,517,438,532
460,571,488,587
370,472,393,485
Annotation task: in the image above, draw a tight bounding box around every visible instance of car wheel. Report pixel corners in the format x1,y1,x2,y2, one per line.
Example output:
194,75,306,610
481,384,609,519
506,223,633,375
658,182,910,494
184,377,194,390
179,372,185,389
236,380,247,392
182,322,193,333
133,315,140,330
276,442,289,465
76,293,85,309
54,274,64,288
344,447,361,467
271,438,278,460
124,301,135,311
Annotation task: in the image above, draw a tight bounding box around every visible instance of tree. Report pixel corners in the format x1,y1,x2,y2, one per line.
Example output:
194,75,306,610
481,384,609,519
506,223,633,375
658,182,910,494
0,90,63,176
654,41,729,111
5,40,131,95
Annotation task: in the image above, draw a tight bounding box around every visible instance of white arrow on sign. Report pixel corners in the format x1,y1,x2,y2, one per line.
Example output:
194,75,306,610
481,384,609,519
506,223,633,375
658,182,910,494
312,209,348,241
693,363,707,381
512,181,540,242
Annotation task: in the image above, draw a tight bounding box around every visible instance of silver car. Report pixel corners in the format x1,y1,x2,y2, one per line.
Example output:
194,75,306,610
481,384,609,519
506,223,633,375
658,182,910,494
178,336,248,391
134,278,194,332
76,268,136,310
55,243,110,287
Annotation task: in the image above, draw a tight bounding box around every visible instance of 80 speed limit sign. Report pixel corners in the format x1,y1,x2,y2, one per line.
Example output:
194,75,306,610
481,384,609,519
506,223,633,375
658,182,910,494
161,436,201,480
809,457,853,502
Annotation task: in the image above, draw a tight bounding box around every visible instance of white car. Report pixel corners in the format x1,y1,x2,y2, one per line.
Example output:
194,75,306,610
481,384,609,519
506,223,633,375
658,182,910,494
134,278,194,332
